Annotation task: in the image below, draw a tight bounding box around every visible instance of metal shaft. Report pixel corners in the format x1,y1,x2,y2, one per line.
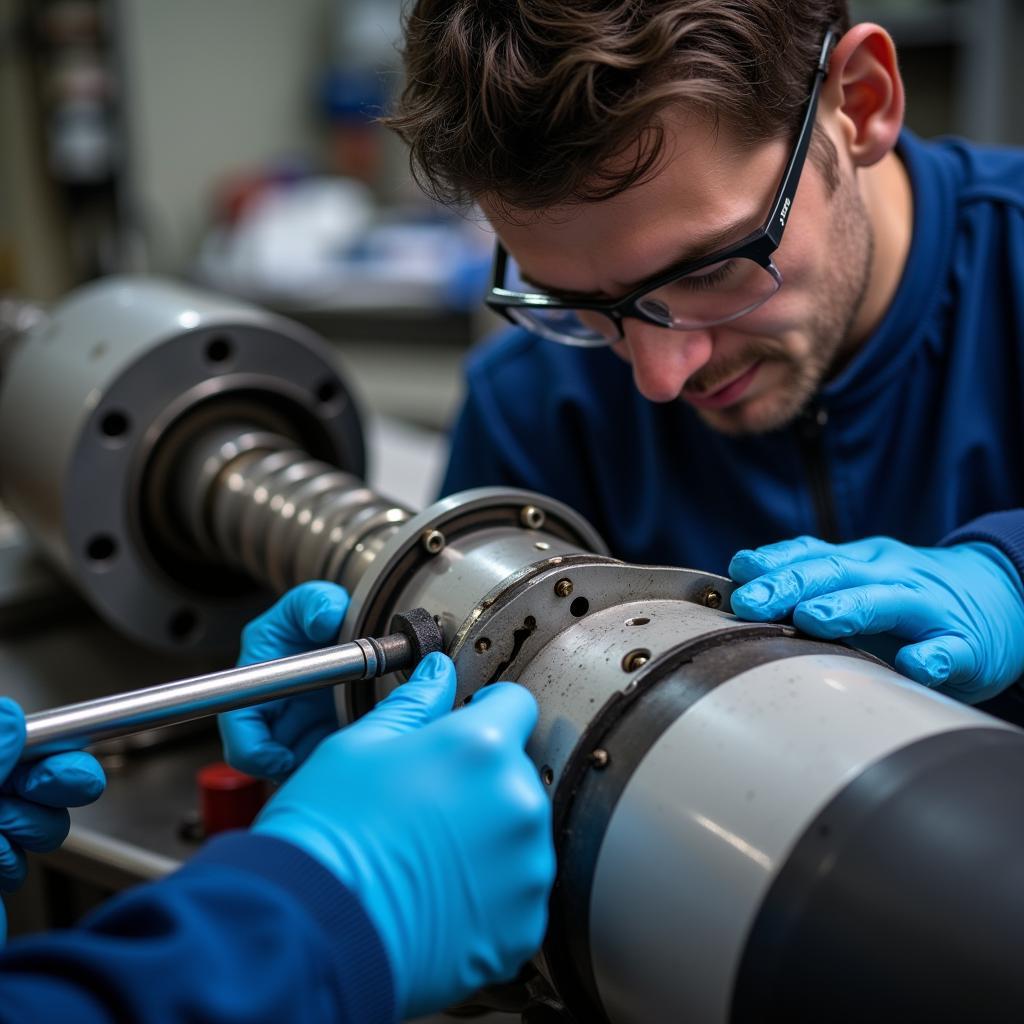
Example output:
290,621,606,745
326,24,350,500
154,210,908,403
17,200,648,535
172,424,412,595
22,629,416,759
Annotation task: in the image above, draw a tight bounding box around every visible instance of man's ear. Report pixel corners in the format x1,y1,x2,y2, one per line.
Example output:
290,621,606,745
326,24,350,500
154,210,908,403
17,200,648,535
821,23,905,168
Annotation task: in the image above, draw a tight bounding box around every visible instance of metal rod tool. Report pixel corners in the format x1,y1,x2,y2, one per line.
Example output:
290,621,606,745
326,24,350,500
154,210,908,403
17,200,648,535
21,608,442,759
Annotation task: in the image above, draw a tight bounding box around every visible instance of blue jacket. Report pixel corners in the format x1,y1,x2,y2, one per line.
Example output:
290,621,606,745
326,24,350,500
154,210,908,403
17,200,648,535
0,833,395,1023
441,132,1024,586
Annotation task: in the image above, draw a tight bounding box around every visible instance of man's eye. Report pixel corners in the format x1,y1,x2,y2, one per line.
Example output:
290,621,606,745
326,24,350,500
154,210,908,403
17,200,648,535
676,260,736,292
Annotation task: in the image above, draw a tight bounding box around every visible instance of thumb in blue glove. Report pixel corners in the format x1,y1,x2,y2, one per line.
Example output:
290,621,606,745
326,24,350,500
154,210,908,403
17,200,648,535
0,697,106,941
254,652,555,1019
729,535,1024,704
219,581,349,781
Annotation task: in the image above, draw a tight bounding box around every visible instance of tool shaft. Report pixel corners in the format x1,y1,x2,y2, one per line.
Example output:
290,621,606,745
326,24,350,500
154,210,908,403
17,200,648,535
22,633,408,758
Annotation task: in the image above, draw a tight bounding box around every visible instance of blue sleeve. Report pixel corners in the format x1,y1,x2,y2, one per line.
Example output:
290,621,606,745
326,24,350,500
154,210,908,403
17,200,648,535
0,831,396,1024
942,509,1024,586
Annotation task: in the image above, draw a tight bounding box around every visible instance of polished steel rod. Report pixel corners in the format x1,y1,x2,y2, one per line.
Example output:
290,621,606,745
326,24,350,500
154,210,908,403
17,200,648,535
22,632,410,759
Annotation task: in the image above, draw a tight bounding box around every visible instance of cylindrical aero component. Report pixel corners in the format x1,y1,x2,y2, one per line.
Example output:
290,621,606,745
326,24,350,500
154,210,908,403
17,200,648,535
513,604,1024,1023
0,277,365,652
22,607,441,757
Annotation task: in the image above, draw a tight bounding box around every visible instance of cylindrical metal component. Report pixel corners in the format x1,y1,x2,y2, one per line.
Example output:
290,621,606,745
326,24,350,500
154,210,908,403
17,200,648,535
21,633,410,758
174,424,412,593
524,611,1024,1024
0,277,365,653
338,488,609,719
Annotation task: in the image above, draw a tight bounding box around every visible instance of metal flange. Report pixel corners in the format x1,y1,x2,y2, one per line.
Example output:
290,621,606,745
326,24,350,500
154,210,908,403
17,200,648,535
339,487,608,719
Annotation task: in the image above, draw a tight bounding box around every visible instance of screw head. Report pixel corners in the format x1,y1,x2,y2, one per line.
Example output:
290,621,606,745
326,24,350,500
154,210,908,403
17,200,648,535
589,748,610,770
701,586,723,609
520,505,546,530
554,578,574,598
421,529,445,555
474,637,491,653
622,648,651,673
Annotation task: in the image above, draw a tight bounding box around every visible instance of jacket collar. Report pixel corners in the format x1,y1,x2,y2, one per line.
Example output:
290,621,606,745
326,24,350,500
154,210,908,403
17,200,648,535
821,129,959,409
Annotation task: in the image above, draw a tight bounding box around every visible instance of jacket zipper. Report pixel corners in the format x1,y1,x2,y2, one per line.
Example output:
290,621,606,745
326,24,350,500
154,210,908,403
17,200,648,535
796,405,840,542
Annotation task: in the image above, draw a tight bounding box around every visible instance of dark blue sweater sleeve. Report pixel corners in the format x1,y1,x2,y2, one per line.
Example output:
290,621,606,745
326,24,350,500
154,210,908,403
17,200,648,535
440,353,537,497
0,831,396,1024
943,509,1024,586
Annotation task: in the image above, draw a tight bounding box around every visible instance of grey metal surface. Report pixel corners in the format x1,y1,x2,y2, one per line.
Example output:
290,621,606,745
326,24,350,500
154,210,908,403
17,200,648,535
587,654,1012,1024
181,424,411,593
22,633,409,757
512,579,736,790
394,531,597,666
339,487,608,719
0,276,365,654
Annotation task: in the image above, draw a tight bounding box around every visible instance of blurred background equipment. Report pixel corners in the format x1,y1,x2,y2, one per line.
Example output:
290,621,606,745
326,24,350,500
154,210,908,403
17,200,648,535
4,1,1017,431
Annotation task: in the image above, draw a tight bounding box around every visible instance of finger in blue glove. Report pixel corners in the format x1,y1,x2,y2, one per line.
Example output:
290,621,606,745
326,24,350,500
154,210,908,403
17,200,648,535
729,537,1024,703
3,751,107,808
220,582,349,780
0,698,107,906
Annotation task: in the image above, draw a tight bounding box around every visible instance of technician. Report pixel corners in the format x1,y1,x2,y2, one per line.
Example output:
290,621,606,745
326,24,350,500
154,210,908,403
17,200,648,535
0,584,554,1022
407,0,1024,708
224,3,1024,782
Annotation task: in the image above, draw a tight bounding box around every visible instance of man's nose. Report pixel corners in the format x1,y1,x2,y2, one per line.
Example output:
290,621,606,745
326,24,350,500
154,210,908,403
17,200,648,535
618,321,714,403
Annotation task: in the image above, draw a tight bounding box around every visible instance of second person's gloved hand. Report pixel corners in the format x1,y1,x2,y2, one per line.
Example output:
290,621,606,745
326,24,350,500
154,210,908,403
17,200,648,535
0,697,106,941
254,652,555,1020
219,582,350,781
729,535,1024,703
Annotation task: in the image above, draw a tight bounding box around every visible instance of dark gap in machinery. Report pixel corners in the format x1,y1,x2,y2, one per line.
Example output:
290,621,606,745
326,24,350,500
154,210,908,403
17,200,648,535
485,615,538,686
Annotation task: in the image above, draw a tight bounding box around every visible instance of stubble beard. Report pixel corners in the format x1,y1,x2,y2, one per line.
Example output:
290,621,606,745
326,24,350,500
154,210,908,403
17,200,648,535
689,173,875,437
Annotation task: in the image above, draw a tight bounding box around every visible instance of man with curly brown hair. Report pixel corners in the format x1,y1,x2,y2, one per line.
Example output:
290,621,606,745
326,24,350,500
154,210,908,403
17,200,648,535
383,1,1024,710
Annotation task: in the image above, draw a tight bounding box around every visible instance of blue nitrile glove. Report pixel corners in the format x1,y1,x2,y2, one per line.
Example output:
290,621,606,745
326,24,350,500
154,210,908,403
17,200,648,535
729,536,1024,704
219,581,349,781
254,651,555,1020
0,697,106,941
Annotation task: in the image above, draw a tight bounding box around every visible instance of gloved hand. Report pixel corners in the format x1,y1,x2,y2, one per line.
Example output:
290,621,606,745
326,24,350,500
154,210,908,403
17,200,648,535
0,697,106,941
219,581,349,781
729,535,1024,704
254,652,555,1019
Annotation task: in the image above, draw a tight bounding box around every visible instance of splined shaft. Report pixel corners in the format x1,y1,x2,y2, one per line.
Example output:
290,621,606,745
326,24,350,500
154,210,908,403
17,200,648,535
176,424,412,593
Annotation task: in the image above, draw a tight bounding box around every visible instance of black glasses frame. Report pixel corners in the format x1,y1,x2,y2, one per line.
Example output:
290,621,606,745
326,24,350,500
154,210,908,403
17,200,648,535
485,28,839,341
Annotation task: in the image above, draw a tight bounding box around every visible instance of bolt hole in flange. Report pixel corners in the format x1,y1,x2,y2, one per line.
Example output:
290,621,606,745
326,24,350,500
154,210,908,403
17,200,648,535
569,596,589,617
86,534,118,565
204,335,234,365
168,608,200,644
99,410,131,445
315,378,347,413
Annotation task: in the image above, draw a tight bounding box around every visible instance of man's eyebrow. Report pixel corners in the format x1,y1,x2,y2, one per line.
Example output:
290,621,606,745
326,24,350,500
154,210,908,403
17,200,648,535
518,215,759,298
